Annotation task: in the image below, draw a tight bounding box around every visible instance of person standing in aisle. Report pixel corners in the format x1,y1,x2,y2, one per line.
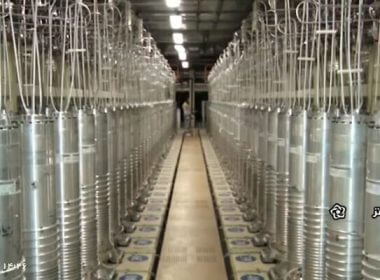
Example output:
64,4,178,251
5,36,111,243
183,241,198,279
182,98,192,135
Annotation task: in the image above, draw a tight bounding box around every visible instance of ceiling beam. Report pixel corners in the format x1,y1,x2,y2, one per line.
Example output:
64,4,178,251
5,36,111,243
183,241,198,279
167,56,218,62
213,0,225,30
129,0,254,79
196,0,201,31
147,29,238,36
158,40,229,46
136,10,248,16
130,0,230,7
143,19,239,24
153,38,228,44
234,0,254,11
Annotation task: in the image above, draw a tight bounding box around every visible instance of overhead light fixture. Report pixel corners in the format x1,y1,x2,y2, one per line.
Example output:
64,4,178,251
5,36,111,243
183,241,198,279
174,44,185,53
182,61,189,69
173,33,184,44
174,44,187,60
166,0,180,8
170,15,183,29
178,51,187,61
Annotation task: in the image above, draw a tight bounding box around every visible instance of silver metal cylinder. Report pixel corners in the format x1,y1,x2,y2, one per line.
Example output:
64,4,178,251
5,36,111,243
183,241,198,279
141,108,148,185
113,107,132,244
275,109,290,253
264,107,279,238
137,141,144,196
95,108,114,262
326,113,366,280
77,109,97,278
240,107,251,205
250,108,260,212
21,115,58,280
123,108,132,213
257,108,268,224
107,108,120,238
135,109,143,198
362,121,380,280
303,111,331,280
287,109,307,270
117,107,126,222
54,112,81,280
129,110,137,207
0,118,23,280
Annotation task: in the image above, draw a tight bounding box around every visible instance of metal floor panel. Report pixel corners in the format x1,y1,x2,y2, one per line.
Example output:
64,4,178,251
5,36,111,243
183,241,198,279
156,134,228,280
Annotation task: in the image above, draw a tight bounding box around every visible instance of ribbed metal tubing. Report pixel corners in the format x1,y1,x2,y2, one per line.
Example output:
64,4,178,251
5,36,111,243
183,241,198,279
247,154,255,210
94,108,113,263
0,118,23,280
129,110,137,207
326,114,366,280
21,115,58,280
362,121,380,280
137,142,144,196
116,107,126,222
287,109,307,270
257,108,268,224
244,148,252,207
54,112,81,280
141,109,148,185
107,108,119,238
136,109,143,196
251,107,260,212
275,109,290,253
232,140,240,192
78,110,97,278
303,112,331,280
124,108,132,211
134,108,140,199
264,108,279,239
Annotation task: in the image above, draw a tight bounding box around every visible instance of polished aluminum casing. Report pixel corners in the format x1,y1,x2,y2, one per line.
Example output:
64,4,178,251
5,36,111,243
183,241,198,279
123,107,132,212
326,114,366,280
135,108,143,197
107,108,119,238
251,107,260,212
54,112,81,280
116,107,126,221
77,109,97,277
264,108,279,239
257,107,268,224
241,107,251,204
275,109,290,253
363,121,380,279
141,108,148,185
303,111,331,280
94,108,114,262
21,115,58,279
287,109,307,270
0,118,23,280
129,109,137,207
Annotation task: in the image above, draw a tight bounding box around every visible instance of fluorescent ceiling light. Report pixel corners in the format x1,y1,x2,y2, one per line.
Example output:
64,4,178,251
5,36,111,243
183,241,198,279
182,61,189,69
173,33,184,44
166,0,180,8
174,44,185,53
178,51,187,61
170,15,183,29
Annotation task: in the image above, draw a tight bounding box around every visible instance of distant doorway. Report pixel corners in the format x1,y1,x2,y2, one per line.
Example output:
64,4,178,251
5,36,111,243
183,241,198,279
194,92,208,126
176,91,208,127
176,91,189,125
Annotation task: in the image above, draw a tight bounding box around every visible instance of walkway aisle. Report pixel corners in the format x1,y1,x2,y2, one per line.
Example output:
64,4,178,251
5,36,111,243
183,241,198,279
156,134,228,280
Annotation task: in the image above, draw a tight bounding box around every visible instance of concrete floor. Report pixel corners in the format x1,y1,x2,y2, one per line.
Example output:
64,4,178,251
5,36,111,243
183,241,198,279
156,134,228,280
